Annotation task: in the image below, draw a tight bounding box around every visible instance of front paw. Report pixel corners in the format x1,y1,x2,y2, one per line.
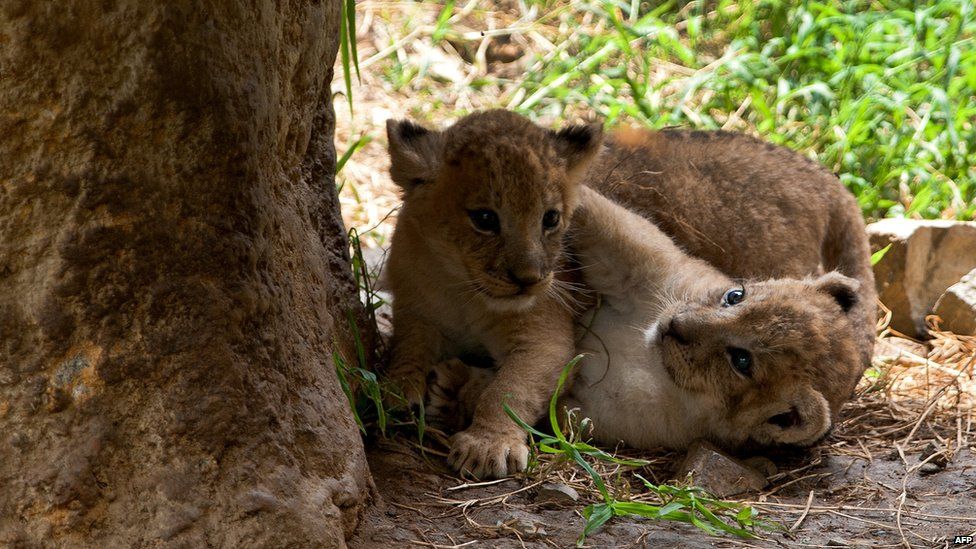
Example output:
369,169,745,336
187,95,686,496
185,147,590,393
448,426,529,479
384,367,427,411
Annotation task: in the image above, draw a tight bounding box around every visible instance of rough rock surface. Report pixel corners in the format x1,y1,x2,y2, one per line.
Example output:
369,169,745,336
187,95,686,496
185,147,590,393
867,219,976,337
676,440,769,497
933,269,976,336
0,1,371,547
534,483,580,506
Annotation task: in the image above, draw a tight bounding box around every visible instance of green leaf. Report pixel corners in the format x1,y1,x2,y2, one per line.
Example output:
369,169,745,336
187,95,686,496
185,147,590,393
870,243,892,266
579,503,614,545
336,134,372,175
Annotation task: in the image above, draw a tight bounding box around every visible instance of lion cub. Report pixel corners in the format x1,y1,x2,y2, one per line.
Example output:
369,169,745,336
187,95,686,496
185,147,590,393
587,128,877,372
443,187,868,451
566,187,865,449
384,111,602,478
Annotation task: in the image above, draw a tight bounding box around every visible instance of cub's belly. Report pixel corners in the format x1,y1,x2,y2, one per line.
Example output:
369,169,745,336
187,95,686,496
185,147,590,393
570,308,680,448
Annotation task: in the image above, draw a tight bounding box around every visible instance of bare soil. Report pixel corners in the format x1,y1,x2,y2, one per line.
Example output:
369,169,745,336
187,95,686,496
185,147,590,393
352,418,976,548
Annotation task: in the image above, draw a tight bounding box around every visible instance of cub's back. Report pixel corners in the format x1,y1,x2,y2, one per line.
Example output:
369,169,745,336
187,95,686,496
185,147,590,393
587,129,848,279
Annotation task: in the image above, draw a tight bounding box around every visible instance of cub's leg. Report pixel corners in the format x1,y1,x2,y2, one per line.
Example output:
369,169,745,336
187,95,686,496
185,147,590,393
571,187,726,308
448,303,575,479
425,359,493,432
386,310,446,408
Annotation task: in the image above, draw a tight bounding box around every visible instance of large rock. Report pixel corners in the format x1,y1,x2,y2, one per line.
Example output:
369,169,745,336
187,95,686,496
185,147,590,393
0,1,372,547
934,269,976,335
868,219,976,337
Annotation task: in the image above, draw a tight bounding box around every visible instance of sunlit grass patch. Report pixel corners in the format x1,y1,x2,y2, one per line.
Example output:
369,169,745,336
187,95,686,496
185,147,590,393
506,0,975,220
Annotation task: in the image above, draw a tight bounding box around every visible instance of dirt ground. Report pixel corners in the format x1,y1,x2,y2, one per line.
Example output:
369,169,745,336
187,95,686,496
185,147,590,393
351,412,976,548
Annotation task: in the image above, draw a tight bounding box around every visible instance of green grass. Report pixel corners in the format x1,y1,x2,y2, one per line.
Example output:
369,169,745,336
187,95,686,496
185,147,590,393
334,228,425,440
338,0,361,114
373,0,976,221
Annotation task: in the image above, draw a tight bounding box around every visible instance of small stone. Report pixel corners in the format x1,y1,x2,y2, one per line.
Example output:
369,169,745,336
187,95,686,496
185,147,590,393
920,441,950,469
826,538,849,547
676,440,768,497
534,482,579,505
919,462,942,475
498,511,548,538
933,268,976,335
868,219,976,337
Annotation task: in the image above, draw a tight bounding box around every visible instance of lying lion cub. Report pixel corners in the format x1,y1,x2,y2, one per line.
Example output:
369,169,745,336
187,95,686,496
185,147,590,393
567,186,865,449
384,110,874,477
440,186,870,452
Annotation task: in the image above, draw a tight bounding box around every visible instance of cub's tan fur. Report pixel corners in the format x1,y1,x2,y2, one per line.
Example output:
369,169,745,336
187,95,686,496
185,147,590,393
385,110,875,473
588,128,877,370
566,187,865,449
384,111,602,478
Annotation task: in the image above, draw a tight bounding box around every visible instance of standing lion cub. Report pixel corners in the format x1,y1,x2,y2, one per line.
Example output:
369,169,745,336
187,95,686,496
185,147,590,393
384,110,875,478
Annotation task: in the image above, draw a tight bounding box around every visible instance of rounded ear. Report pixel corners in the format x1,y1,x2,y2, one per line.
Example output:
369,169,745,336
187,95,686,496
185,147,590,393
386,119,443,190
749,386,831,447
814,271,860,313
548,122,604,180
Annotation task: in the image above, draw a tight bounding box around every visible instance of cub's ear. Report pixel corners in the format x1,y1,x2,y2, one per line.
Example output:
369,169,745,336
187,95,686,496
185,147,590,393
814,272,860,313
749,386,831,447
548,122,604,180
386,119,443,190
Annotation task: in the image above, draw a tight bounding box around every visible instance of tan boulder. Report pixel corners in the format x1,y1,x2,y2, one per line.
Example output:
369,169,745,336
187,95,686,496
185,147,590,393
934,269,976,335
867,219,976,337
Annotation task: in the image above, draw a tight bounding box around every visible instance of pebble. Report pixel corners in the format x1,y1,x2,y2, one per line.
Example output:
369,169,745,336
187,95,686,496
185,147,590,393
535,482,579,505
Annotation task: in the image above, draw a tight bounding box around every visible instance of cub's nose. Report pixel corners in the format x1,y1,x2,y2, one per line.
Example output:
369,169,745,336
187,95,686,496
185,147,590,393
663,317,690,345
507,268,544,290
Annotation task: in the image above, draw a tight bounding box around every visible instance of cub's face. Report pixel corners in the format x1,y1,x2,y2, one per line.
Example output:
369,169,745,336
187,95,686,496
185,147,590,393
653,272,863,447
387,110,602,311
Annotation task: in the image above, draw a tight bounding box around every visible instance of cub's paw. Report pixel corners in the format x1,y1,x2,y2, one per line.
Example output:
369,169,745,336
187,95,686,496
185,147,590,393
425,359,470,431
384,366,427,411
448,426,529,479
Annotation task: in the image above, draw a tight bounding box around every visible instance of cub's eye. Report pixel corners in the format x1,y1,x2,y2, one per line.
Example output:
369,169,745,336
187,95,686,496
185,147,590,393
727,347,753,376
468,209,500,234
542,209,561,231
722,288,745,307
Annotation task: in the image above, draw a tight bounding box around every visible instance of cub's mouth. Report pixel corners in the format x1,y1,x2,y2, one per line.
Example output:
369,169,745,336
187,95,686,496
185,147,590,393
660,337,691,379
475,271,553,301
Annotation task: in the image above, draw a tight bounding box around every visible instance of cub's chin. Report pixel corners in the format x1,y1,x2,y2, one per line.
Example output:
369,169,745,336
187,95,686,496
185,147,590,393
482,293,540,313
